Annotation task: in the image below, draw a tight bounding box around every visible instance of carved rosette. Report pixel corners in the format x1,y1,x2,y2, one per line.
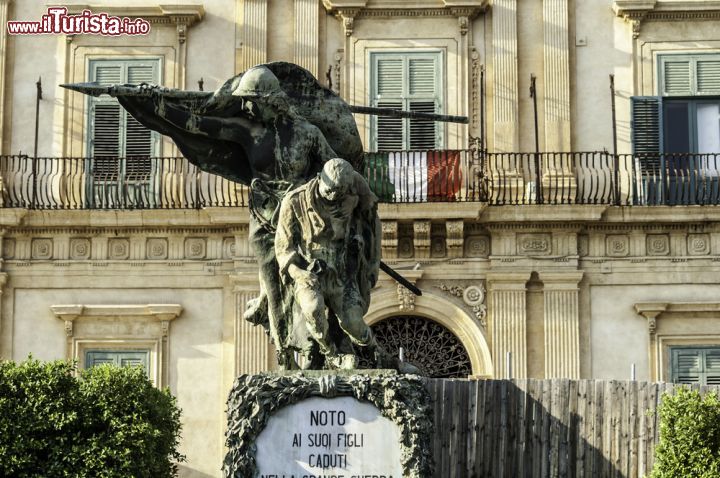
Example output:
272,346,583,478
223,373,433,478
438,282,487,326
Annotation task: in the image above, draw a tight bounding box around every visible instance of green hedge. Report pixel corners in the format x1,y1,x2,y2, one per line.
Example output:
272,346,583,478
0,358,184,478
651,387,720,478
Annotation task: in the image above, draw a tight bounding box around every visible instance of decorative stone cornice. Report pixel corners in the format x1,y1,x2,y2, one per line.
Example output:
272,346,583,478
613,0,720,38
52,304,182,337
63,4,205,26
322,0,487,21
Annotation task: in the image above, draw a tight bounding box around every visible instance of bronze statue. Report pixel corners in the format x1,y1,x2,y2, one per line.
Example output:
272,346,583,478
62,62,434,371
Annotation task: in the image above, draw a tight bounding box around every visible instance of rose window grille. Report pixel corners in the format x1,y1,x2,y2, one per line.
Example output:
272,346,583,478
371,315,472,378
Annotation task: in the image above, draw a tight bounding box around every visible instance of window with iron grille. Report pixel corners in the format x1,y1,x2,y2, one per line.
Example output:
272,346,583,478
671,346,720,386
369,51,443,151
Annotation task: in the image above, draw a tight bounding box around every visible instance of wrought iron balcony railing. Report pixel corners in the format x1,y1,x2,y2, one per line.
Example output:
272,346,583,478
0,152,718,209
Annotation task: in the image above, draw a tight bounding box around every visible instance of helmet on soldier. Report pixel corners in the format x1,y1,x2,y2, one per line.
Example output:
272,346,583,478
234,66,281,98
319,158,354,202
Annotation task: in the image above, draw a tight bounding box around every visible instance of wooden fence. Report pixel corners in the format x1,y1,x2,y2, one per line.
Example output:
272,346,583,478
424,379,720,478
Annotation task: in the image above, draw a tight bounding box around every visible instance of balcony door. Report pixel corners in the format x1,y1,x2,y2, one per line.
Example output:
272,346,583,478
86,59,161,208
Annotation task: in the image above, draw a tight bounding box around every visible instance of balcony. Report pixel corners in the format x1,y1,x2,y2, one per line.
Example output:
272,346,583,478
0,152,718,209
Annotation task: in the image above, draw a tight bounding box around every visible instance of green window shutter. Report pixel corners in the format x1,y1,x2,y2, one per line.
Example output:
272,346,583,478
88,59,160,158
377,58,403,97
370,52,442,151
409,58,435,95
704,349,720,385
662,59,692,96
631,96,662,155
377,101,403,151
85,350,149,375
672,348,702,384
409,101,437,150
696,58,720,95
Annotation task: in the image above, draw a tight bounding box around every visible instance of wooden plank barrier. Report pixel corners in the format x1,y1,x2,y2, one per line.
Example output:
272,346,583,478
424,379,719,478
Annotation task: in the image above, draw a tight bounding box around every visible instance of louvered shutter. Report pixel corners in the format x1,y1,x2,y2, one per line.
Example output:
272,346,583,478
662,59,692,96
371,52,442,151
673,348,702,384
631,96,662,166
85,351,116,367
408,57,437,150
696,58,720,95
85,350,149,375
705,349,720,385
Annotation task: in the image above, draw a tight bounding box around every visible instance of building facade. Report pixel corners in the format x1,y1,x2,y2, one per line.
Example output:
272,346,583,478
1,0,720,476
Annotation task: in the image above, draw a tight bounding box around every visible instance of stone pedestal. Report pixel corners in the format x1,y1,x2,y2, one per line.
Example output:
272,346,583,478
224,371,433,478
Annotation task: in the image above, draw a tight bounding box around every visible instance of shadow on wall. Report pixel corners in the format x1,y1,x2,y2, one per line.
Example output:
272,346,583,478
425,378,667,478
177,464,218,478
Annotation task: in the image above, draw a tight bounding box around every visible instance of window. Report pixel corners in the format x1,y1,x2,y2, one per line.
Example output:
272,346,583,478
671,346,720,385
631,54,720,205
87,58,161,207
85,349,150,376
369,51,443,151
631,54,720,155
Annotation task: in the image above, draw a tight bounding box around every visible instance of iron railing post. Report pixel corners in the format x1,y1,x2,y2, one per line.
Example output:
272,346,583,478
32,77,42,209
530,75,542,204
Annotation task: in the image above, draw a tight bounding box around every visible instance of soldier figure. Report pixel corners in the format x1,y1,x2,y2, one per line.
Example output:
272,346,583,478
275,158,381,369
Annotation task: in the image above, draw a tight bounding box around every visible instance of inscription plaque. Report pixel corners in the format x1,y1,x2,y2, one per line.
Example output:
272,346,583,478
255,396,403,478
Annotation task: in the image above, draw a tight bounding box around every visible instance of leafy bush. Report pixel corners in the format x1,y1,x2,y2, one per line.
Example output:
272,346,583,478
651,387,720,478
0,358,184,478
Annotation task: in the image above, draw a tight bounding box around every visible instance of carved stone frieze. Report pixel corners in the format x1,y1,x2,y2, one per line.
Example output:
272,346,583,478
606,234,629,257
223,237,236,259
413,221,431,259
2,238,15,259
381,220,399,259
438,282,487,326
147,238,168,260
646,234,670,256
445,219,463,259
69,238,91,260
185,237,207,259
31,238,52,260
517,233,551,255
688,233,710,255
465,235,490,258
397,283,415,311
577,234,589,257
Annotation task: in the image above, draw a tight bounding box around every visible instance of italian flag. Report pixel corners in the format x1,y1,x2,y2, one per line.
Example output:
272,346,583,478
364,151,462,202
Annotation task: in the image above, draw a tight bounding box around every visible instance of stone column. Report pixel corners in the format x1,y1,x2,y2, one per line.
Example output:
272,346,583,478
487,272,530,378
540,271,583,379
230,275,273,375
0,0,11,154
492,0,519,152
294,0,319,77
237,0,268,73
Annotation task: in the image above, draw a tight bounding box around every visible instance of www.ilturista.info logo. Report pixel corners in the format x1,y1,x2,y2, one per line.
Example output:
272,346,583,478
7,7,151,36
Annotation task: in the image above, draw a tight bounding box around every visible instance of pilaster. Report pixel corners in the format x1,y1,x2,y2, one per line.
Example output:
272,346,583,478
487,271,530,378
492,0,519,152
542,0,571,151
230,275,272,374
0,0,11,154
294,0,320,77
540,271,583,379
237,0,268,73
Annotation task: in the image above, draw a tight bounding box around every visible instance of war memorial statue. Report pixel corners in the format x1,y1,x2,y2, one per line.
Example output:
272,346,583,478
62,62,435,371
64,62,449,477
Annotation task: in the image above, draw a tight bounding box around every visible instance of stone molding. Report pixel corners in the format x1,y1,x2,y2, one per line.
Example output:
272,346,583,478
63,4,205,25
223,372,433,478
613,0,720,38
51,303,181,387
322,0,488,18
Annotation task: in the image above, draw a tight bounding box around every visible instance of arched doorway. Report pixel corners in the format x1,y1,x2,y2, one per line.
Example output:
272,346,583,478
365,290,493,378
371,315,472,378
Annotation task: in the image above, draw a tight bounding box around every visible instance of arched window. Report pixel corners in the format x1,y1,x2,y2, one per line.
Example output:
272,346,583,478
371,315,471,378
